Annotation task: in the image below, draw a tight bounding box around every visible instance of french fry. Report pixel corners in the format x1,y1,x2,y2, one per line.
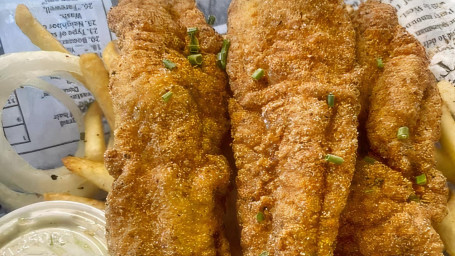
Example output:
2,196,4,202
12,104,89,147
15,4,85,84
43,193,105,210
440,105,455,169
436,187,455,255
437,80,455,182
435,147,455,184
79,53,115,130
62,156,113,192
15,4,69,53
85,102,106,162
102,40,120,72
438,80,455,116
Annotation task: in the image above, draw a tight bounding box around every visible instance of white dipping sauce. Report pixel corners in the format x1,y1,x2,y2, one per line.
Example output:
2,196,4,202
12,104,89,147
0,201,108,256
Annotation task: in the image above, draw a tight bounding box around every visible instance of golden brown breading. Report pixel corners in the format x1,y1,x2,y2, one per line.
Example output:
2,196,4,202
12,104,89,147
359,0,448,224
104,0,231,255
227,0,360,255
352,1,398,126
336,160,444,256
336,1,448,255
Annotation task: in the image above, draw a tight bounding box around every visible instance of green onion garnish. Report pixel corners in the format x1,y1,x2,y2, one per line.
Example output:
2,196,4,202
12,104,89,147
163,59,176,70
364,188,374,193
363,156,376,164
188,54,203,66
408,194,420,202
207,15,216,25
189,35,200,53
80,132,86,141
162,91,173,102
259,251,269,256
327,93,335,107
221,39,230,52
187,27,198,35
377,58,384,68
325,154,344,165
416,174,427,185
216,39,230,70
397,126,409,140
217,52,224,67
189,44,200,54
252,68,265,80
256,212,265,223
187,27,200,53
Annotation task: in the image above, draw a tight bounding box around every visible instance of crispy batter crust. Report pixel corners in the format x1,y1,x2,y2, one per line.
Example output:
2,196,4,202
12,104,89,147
104,1,231,255
336,2,448,255
227,0,360,255
336,161,445,256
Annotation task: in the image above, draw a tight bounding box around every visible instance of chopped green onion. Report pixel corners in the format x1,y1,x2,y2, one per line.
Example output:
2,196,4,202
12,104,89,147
363,156,376,164
364,188,374,193
327,93,335,107
256,212,265,223
408,194,420,202
187,27,198,35
397,126,409,140
416,174,427,185
325,154,344,165
217,52,224,68
207,15,216,25
162,91,173,102
189,44,200,54
259,251,269,256
80,132,85,141
376,58,384,68
221,39,230,50
216,39,230,70
252,68,265,80
189,35,200,53
188,54,203,66
162,59,176,70
187,27,200,53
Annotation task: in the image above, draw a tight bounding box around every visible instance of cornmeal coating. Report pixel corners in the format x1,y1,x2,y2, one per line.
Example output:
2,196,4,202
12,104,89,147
104,1,231,255
336,2,448,255
227,0,360,255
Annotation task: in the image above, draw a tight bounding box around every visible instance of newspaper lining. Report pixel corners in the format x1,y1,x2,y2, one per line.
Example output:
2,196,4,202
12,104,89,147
0,0,113,170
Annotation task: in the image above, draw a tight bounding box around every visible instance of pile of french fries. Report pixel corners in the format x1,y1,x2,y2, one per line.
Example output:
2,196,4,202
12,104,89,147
435,80,455,254
15,4,118,211
12,3,455,254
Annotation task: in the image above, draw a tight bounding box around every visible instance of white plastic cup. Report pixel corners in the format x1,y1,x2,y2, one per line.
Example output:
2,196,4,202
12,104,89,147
0,201,108,255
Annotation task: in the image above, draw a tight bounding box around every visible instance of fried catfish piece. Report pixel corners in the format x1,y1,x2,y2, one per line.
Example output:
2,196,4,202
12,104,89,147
357,0,447,225
336,160,445,256
335,2,448,255
227,0,360,255
104,0,231,255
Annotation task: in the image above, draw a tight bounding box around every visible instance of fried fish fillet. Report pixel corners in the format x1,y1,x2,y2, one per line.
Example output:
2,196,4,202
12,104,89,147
227,0,360,254
335,2,448,255
336,160,445,255
104,0,231,255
